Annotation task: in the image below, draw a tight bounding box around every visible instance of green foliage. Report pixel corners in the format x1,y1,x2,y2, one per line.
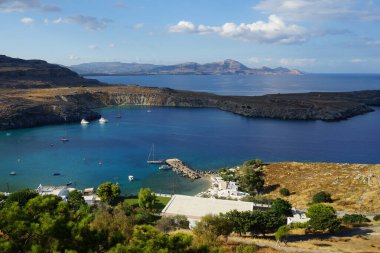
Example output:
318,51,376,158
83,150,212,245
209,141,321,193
289,222,308,229
341,214,370,225
97,182,121,204
312,191,333,204
156,215,190,233
243,159,263,168
271,198,292,216
275,225,290,241
306,204,341,232
374,214,380,221
219,168,238,181
240,169,265,195
193,214,233,241
279,188,290,196
67,190,85,210
5,188,37,206
236,244,258,253
240,195,273,205
138,188,156,209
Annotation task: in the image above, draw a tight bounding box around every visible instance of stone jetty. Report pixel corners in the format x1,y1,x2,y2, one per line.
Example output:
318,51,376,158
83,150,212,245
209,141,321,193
166,158,201,180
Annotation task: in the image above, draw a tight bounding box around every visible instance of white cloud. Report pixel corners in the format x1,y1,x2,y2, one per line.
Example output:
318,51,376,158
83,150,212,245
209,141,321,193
132,23,144,30
248,57,260,64
69,55,80,61
169,15,307,44
20,17,34,25
88,45,98,50
0,0,61,13
255,0,380,21
349,58,366,63
366,40,380,46
279,58,316,67
52,15,113,31
108,43,116,48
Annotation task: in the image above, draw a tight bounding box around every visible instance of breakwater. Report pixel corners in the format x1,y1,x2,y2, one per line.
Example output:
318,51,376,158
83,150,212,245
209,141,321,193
165,158,202,180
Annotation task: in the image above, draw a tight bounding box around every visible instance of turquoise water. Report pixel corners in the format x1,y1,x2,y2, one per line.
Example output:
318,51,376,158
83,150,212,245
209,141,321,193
1,106,380,194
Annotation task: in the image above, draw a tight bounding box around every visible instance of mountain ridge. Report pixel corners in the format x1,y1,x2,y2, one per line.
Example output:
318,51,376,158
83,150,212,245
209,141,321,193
69,59,302,76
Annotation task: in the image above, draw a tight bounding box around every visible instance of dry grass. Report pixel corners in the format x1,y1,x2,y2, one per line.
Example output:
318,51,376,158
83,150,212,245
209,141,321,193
263,162,380,213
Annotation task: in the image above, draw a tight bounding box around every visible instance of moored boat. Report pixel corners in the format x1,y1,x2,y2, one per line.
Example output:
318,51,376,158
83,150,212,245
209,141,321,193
147,144,165,164
99,117,108,124
128,175,134,181
81,119,89,124
9,171,16,176
159,165,172,170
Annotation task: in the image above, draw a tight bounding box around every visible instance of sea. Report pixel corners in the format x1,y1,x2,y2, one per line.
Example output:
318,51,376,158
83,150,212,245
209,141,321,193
1,74,380,194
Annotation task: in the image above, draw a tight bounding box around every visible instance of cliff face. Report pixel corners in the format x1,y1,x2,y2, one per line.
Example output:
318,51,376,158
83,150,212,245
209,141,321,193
1,86,379,130
0,55,103,88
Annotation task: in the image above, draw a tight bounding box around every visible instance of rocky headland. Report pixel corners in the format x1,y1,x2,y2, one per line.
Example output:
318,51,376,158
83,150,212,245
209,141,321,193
0,55,379,130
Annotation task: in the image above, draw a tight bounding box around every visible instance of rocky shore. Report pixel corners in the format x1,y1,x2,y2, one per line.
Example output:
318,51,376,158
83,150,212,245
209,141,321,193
1,86,380,130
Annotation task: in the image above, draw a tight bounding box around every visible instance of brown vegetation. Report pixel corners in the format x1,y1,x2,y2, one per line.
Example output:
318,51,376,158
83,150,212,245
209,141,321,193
263,162,380,213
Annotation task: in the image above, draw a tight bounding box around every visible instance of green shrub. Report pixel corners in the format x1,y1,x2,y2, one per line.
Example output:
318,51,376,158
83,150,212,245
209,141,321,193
342,214,370,225
312,191,333,204
289,222,309,229
236,244,258,253
279,188,290,196
373,214,380,221
271,198,292,216
306,204,341,232
275,225,290,241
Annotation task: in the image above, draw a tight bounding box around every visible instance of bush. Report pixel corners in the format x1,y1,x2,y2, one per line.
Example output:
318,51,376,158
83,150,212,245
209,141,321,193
236,244,258,253
374,214,380,221
271,198,292,216
279,188,290,196
306,204,341,233
6,189,38,206
275,225,290,241
289,222,308,229
312,191,333,204
342,214,370,225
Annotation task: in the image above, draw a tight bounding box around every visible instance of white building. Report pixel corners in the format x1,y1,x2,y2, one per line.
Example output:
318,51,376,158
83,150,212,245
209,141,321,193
287,213,310,225
36,184,76,201
161,194,254,228
83,187,100,206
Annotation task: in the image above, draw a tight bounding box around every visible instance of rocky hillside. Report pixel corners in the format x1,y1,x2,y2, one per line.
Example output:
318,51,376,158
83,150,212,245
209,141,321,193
70,59,302,75
0,55,102,88
1,86,379,130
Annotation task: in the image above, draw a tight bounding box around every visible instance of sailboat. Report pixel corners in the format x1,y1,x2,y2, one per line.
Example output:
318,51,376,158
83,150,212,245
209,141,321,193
147,144,165,164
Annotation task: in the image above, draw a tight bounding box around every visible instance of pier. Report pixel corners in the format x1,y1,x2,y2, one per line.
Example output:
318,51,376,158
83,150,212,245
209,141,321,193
166,158,202,180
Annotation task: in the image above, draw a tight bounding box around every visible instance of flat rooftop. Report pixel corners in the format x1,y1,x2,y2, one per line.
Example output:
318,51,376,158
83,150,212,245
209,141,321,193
161,194,254,220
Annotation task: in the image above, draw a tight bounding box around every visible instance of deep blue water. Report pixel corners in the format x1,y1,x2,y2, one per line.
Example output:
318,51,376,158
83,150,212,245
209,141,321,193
1,106,380,194
94,74,380,96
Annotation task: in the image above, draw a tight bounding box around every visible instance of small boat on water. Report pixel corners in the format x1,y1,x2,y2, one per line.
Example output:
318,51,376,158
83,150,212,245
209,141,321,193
128,175,134,181
147,144,165,164
53,172,61,176
81,119,89,125
60,137,69,142
99,117,108,124
159,165,172,170
9,171,16,176
66,181,73,186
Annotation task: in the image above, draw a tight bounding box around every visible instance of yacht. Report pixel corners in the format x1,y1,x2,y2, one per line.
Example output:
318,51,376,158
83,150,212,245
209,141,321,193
159,165,172,170
9,171,16,176
60,137,69,142
99,117,108,124
81,119,89,125
147,144,165,164
128,175,134,181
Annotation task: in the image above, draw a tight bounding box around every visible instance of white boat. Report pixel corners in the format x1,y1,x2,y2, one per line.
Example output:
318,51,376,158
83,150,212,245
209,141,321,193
159,165,172,170
128,175,134,181
99,117,108,124
147,144,165,164
81,119,89,124
60,137,69,142
9,171,16,176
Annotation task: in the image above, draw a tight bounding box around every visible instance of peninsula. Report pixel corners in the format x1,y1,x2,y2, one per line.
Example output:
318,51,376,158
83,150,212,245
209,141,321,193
0,55,379,130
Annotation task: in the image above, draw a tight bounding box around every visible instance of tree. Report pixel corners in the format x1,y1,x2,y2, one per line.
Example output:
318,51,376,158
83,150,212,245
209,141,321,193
240,170,265,195
374,214,380,221
67,190,86,210
341,214,370,225
6,188,37,206
156,215,190,233
306,204,341,232
193,214,233,242
97,182,121,204
279,188,290,196
271,198,292,217
312,191,333,204
138,188,156,209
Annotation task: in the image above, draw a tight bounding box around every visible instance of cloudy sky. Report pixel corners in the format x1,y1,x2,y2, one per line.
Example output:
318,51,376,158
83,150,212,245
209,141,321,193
1,0,380,72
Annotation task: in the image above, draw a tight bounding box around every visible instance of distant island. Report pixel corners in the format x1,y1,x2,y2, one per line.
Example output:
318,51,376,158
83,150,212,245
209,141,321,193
69,59,302,76
1,55,379,130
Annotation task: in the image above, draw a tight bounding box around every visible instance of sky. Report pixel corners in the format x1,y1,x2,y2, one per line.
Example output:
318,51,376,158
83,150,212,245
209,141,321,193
1,0,380,73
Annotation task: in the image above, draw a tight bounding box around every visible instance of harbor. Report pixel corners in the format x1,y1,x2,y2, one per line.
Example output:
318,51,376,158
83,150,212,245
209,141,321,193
165,158,216,180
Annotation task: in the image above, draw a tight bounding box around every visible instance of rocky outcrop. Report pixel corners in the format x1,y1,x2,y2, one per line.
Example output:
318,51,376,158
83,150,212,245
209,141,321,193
0,55,103,88
1,86,379,130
